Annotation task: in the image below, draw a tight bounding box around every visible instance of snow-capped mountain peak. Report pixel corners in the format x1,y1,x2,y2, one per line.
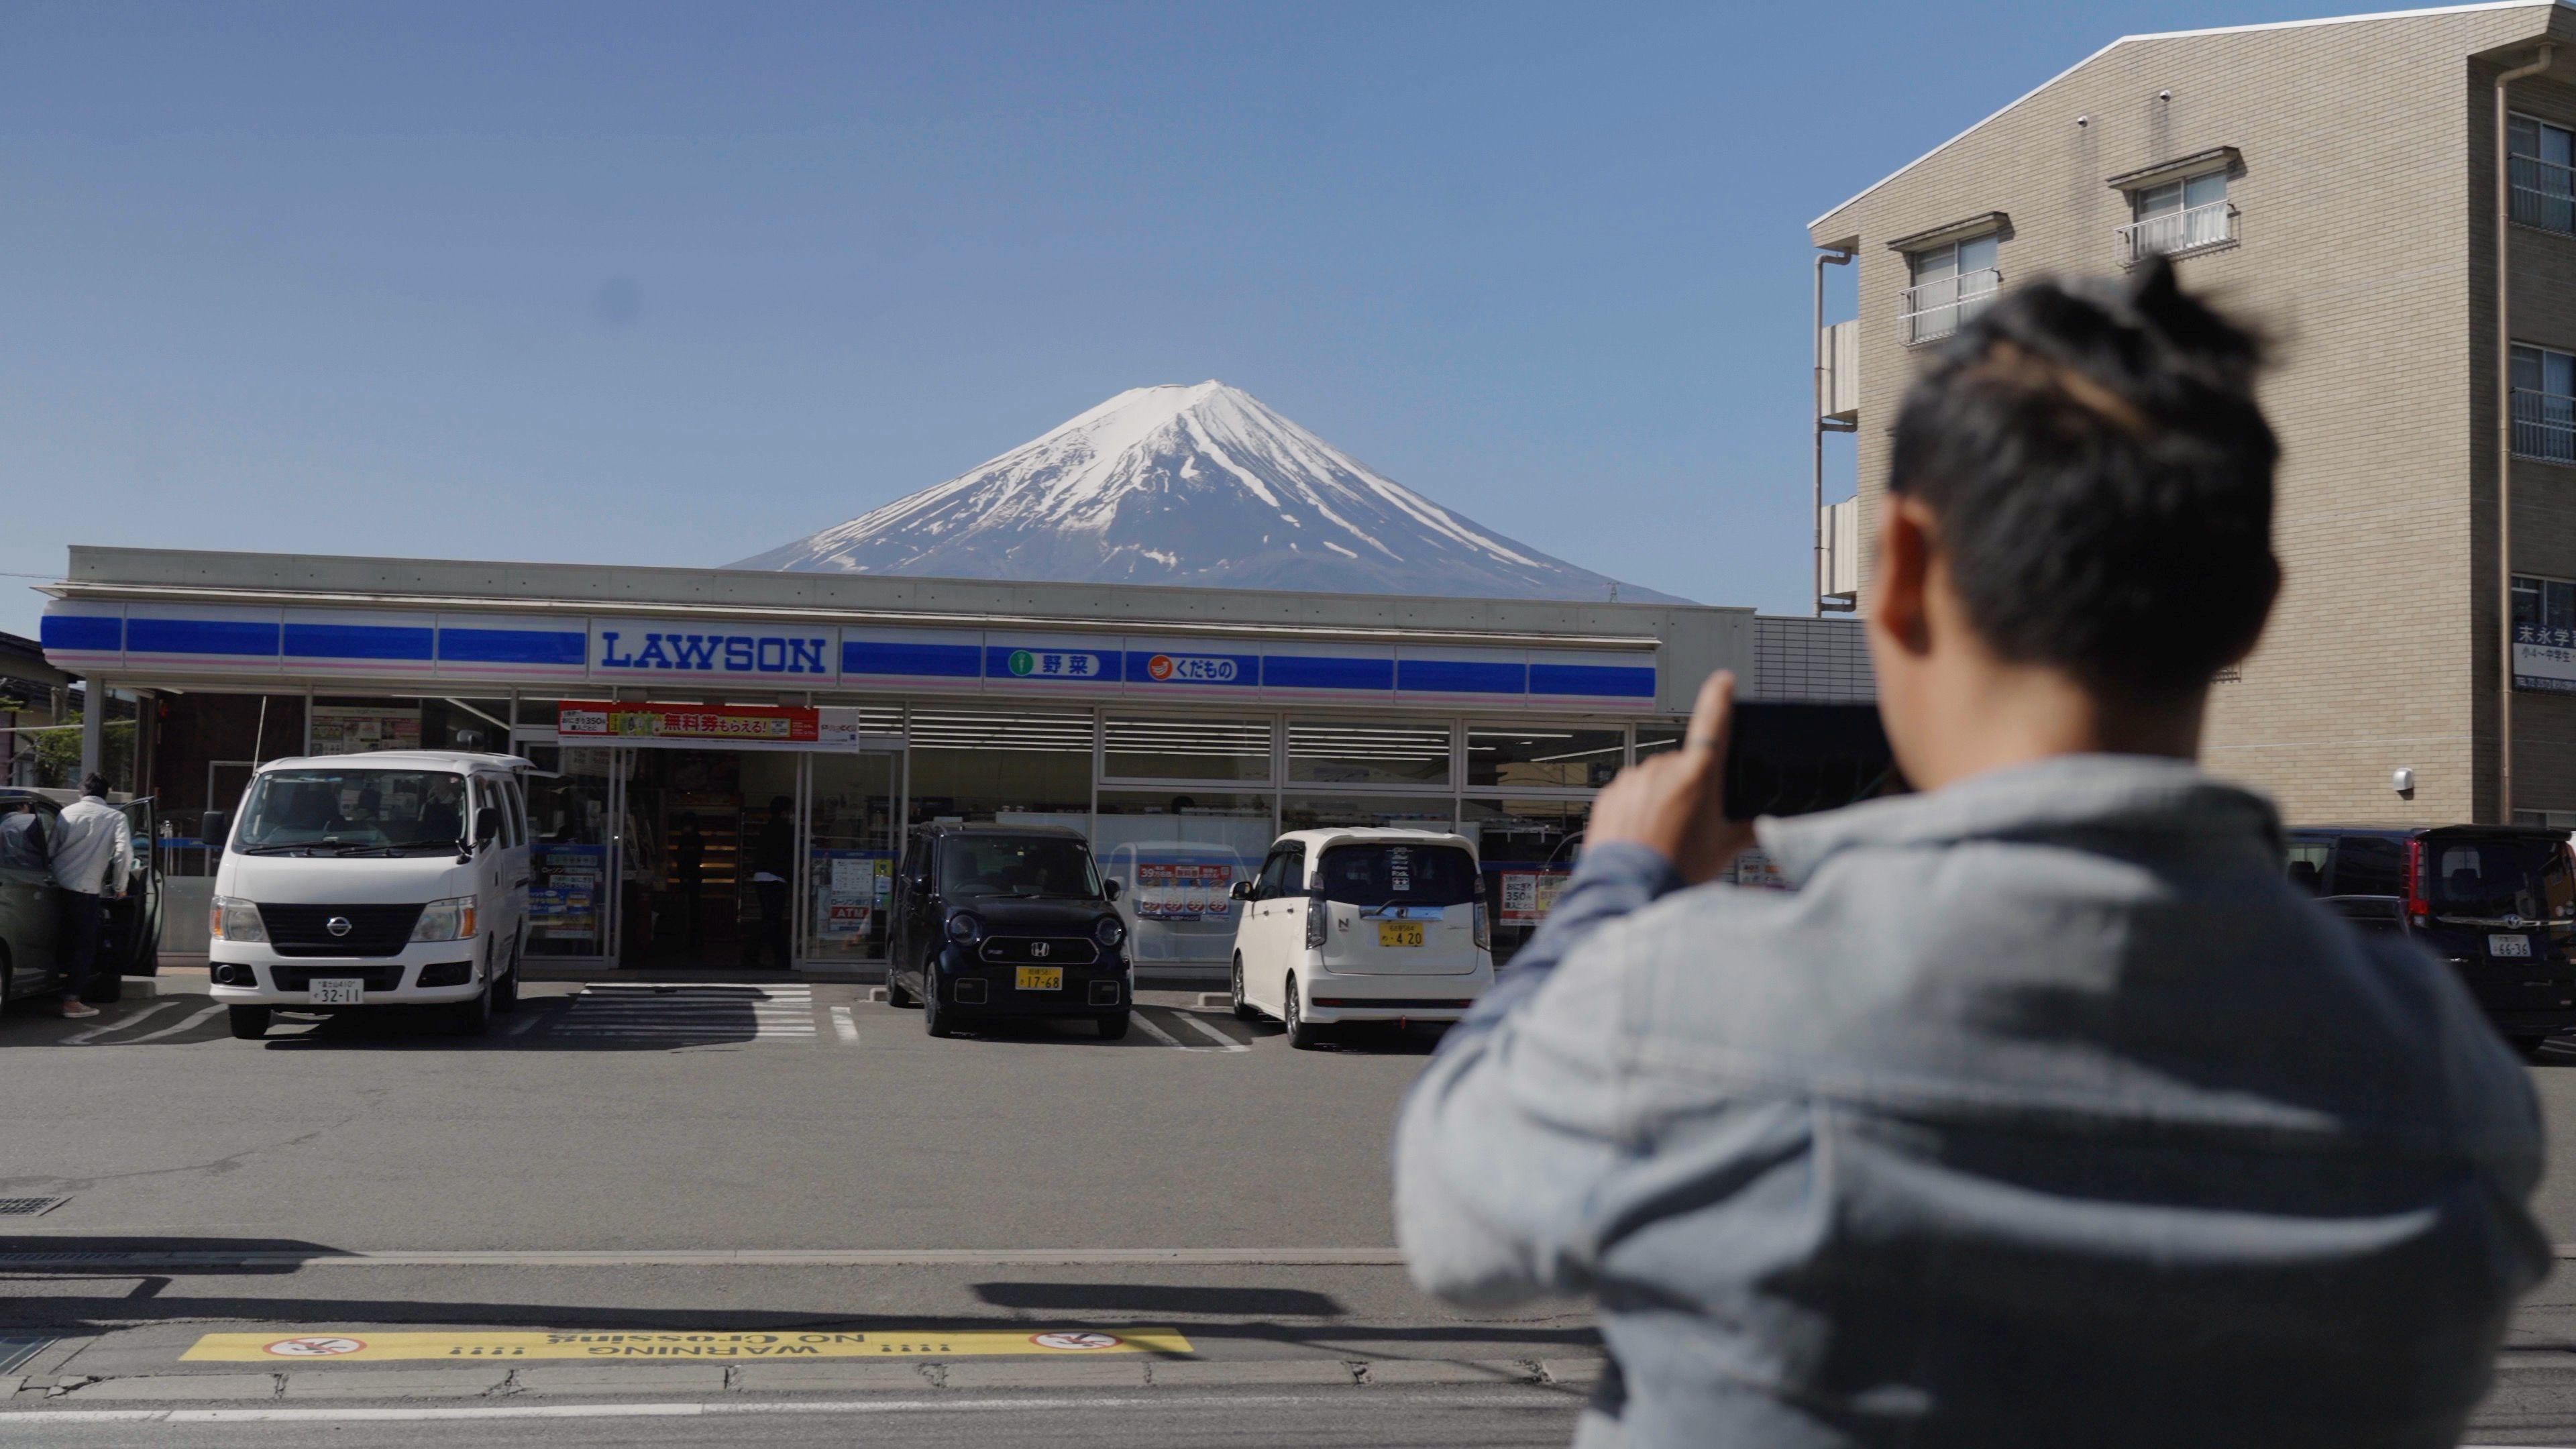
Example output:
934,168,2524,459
731,381,1682,603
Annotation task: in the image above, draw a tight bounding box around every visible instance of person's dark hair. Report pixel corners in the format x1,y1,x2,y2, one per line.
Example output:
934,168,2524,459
1888,256,2278,700
81,771,110,798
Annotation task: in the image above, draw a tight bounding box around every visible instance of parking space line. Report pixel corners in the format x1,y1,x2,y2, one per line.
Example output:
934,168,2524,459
1173,1012,1251,1052
1130,1011,1194,1050
830,1006,859,1043
121,1004,226,1044
60,1000,180,1044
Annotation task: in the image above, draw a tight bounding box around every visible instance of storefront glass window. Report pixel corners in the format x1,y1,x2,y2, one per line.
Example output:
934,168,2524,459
523,742,614,958
906,709,1092,832
1635,724,1683,761
1460,798,1591,965
1103,715,1273,782
808,753,900,965
311,696,511,755
1465,726,1625,790
1287,720,1452,787
1095,791,1273,963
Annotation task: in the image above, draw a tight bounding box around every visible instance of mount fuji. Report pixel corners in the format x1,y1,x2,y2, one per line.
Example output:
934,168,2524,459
731,381,1686,603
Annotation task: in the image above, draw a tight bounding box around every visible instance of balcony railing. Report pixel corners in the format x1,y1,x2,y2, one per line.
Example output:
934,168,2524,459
2516,387,2576,464
1898,267,2000,346
2512,153,2576,235
1819,319,1858,419
2116,199,2237,264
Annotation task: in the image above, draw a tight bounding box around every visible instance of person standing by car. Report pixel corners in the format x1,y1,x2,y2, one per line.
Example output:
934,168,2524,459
49,771,132,1020
745,796,792,969
1393,262,2548,1447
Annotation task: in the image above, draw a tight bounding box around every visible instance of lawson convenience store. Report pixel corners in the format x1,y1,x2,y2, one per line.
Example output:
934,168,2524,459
39,545,1885,972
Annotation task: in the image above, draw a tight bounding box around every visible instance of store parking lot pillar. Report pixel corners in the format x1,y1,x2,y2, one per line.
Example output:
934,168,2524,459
80,678,105,780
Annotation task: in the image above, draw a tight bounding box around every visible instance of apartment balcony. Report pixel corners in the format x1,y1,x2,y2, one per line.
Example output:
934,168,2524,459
2512,153,2576,235
1897,268,1999,346
2116,200,2237,265
2515,387,2576,464
1819,496,1860,606
1818,319,1858,422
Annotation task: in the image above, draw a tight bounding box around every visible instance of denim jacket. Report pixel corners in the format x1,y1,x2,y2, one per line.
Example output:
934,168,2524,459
1395,755,2547,1448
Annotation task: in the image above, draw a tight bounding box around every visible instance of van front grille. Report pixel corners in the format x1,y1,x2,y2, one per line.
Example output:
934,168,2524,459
258,904,424,958
978,936,1100,965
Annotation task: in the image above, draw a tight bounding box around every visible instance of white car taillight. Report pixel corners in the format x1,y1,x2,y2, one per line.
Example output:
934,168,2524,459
1305,898,1328,950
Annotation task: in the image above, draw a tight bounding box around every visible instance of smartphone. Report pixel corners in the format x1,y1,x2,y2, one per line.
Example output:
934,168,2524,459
1721,702,1901,821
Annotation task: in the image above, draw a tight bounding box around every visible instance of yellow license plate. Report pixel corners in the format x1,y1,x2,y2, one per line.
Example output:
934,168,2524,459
1378,922,1426,948
1015,967,1064,991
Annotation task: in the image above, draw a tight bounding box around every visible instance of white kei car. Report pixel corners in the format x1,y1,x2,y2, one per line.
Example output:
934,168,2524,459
1226,828,1494,1049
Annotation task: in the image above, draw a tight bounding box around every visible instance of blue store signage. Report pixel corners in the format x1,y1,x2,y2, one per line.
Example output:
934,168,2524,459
593,620,835,678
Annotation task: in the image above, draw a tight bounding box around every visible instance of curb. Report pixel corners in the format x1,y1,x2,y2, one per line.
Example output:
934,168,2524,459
19,1354,1607,1405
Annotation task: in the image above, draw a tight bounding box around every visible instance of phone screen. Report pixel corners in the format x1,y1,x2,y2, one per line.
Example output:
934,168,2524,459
1721,702,1902,821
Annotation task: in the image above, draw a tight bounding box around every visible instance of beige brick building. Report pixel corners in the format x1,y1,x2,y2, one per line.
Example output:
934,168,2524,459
1808,0,2576,827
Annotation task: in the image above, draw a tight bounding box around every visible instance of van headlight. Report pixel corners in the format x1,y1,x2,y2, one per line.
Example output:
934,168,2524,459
212,896,266,943
411,896,478,943
947,912,984,944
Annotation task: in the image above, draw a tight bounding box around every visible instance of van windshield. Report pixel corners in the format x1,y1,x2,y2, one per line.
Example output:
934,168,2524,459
234,769,470,855
2426,834,2576,922
938,837,1102,900
1315,842,1479,908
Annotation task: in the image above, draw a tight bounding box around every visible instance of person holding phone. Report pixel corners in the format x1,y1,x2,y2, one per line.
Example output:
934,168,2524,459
1393,260,2546,1448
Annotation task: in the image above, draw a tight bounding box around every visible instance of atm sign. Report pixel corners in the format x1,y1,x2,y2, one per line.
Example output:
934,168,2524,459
1146,654,1240,684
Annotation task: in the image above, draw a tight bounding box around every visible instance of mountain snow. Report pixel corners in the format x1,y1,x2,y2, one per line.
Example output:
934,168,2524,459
730,381,1685,603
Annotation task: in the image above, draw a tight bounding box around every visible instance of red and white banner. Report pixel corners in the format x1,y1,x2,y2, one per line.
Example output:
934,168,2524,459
555,701,860,749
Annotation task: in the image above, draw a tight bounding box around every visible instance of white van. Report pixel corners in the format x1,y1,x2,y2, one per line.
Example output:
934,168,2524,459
1226,828,1494,1049
201,751,533,1040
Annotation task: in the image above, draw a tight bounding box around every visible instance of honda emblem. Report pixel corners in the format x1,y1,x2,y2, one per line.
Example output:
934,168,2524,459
1029,941,1050,959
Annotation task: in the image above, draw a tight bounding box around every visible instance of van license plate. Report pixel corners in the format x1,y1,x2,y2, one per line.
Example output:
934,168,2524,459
2491,934,2533,958
309,979,366,1005
1379,922,1426,948
1015,967,1063,991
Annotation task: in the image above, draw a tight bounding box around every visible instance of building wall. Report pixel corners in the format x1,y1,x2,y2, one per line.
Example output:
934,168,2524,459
1811,5,2562,825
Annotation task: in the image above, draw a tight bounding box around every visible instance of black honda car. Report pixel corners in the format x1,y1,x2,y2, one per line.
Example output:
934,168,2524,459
2286,824,2576,1052
885,823,1130,1039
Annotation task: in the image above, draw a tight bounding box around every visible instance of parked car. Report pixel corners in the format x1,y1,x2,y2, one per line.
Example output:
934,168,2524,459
2286,824,2576,1051
885,823,1131,1039
201,751,533,1039
1227,828,1494,1049
0,787,162,1009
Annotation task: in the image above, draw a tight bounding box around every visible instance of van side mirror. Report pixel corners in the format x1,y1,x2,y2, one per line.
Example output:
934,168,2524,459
1102,877,1122,902
474,808,502,847
201,811,228,854
1228,880,1255,902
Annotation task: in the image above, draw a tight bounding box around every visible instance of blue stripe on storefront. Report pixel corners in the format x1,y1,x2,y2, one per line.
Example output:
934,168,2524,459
1399,659,1527,695
1528,663,1657,699
40,613,121,653
284,623,435,661
1260,655,1393,692
439,627,588,665
843,640,983,678
125,617,280,658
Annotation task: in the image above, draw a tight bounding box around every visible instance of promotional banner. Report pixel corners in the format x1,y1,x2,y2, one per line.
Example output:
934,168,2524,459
2516,627,2576,694
556,702,863,749
1495,869,1570,924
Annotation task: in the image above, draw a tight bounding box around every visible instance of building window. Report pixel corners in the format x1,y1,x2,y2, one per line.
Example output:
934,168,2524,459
1899,234,1998,345
2511,113,2576,234
2119,170,2235,263
2512,343,2576,463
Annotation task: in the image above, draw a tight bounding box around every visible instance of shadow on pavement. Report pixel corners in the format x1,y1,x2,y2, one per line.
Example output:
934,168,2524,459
973,1282,1347,1316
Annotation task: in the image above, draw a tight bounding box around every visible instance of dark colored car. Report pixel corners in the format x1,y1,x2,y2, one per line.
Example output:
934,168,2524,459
2286,825,2576,1051
885,823,1130,1039
0,788,162,1009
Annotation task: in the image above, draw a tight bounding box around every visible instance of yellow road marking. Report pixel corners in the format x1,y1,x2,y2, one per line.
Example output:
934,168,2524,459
182,1328,1191,1363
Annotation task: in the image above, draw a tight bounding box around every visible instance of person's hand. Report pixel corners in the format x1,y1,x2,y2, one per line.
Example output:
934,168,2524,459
1585,670,1756,885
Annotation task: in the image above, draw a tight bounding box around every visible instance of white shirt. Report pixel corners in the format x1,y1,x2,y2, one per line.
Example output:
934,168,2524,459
51,794,133,898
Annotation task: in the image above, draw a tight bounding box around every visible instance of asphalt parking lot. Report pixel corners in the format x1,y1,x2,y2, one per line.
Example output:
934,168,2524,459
7,973,2576,1444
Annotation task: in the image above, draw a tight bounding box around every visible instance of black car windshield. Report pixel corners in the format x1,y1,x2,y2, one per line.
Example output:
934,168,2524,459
234,769,469,853
2426,835,2576,920
938,837,1102,900
1315,842,1479,908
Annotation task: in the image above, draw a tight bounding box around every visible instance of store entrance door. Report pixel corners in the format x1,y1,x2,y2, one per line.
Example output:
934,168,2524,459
800,751,900,968
619,747,802,969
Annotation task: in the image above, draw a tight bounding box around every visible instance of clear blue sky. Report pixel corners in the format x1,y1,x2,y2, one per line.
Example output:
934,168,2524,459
2,0,2388,638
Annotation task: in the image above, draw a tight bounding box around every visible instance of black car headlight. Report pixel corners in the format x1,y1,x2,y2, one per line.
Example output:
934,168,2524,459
947,912,984,944
1094,916,1126,949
